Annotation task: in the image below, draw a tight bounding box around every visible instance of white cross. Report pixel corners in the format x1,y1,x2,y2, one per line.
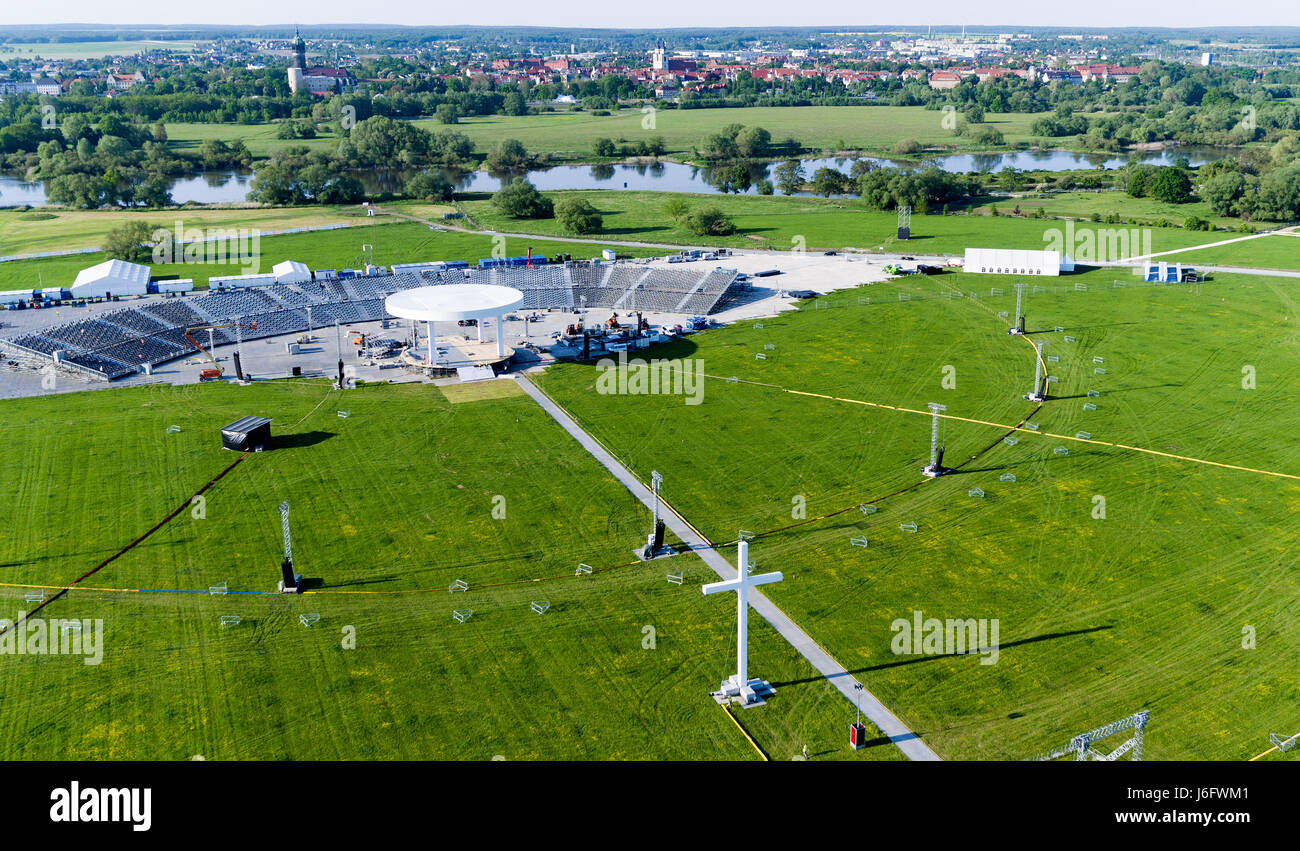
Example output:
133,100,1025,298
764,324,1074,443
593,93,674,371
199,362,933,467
702,539,783,703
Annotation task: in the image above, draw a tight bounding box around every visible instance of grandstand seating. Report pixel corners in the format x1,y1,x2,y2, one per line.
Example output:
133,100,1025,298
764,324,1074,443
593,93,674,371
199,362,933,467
0,264,738,381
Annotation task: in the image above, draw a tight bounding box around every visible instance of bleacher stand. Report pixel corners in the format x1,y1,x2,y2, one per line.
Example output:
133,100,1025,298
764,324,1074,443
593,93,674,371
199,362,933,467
0,265,739,381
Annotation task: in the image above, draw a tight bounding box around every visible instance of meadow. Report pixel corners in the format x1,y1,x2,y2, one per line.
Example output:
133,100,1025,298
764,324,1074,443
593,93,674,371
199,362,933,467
0,379,896,761
0,205,375,258
534,266,1300,759
162,106,1047,163
164,122,342,158
969,190,1246,232
1153,232,1300,271
0,220,663,290
460,190,1234,256
414,106,1047,160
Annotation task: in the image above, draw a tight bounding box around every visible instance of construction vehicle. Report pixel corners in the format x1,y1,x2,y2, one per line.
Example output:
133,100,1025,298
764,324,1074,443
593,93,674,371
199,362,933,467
184,321,258,380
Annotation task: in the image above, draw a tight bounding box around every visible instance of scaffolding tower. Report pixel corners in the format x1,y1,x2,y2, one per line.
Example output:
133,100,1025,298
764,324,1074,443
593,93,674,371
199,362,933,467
1034,711,1150,761
922,402,947,478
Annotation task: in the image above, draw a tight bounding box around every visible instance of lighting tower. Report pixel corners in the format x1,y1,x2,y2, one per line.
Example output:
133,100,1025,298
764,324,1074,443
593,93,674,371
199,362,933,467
1009,284,1027,335
1024,342,1046,402
921,402,947,478
277,499,301,593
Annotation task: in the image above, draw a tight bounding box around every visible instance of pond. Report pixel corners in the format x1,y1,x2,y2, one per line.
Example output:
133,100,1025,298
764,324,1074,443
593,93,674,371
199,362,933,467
0,145,1236,207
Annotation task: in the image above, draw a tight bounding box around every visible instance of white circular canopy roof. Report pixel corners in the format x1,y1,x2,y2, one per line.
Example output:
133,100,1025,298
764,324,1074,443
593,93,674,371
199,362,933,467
385,285,525,323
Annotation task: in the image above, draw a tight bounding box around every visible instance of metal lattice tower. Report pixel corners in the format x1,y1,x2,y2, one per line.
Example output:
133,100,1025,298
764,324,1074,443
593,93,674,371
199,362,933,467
922,402,947,477
928,403,944,466
897,205,911,231
1034,711,1150,761
1025,342,1045,401
279,499,293,567
1014,284,1026,326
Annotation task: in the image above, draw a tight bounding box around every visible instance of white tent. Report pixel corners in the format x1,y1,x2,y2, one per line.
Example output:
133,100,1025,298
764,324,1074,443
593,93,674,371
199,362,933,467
962,249,1064,277
273,260,312,284
69,259,150,298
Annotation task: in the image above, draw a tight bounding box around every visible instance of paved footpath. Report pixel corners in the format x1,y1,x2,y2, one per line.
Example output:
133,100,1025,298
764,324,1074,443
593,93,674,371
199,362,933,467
513,372,941,761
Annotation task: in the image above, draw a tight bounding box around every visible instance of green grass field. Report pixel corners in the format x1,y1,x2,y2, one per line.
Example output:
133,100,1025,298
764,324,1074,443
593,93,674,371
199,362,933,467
971,191,1245,232
0,220,662,290
164,122,341,158
533,266,1300,759
161,106,1048,164
414,106,1046,160
0,379,898,760
1153,232,1300,271
460,190,1234,256
0,206,376,258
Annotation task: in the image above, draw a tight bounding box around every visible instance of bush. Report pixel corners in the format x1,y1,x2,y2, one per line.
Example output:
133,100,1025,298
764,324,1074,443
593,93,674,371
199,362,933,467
492,177,553,219
555,196,603,234
684,206,735,236
405,171,454,202
486,139,533,172
892,138,923,156
104,221,155,264
1184,215,1210,231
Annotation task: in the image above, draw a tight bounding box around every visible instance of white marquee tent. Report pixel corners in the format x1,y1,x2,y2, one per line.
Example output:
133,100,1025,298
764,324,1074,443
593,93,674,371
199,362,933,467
273,260,312,284
963,248,1068,276
69,259,151,298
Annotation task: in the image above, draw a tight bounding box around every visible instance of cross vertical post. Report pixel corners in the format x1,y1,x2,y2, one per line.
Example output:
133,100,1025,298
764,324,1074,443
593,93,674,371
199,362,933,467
701,538,784,706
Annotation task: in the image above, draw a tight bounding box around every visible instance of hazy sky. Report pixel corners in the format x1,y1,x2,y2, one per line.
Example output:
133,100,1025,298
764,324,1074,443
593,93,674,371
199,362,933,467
15,1,1300,29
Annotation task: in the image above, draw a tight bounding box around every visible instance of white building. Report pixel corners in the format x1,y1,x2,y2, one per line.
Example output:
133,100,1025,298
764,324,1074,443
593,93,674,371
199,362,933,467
962,248,1066,276
273,260,312,284
69,259,150,298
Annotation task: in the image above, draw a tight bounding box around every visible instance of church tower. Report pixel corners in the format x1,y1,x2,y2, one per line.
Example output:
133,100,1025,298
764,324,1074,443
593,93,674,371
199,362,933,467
651,40,666,72
292,27,307,71
288,26,307,93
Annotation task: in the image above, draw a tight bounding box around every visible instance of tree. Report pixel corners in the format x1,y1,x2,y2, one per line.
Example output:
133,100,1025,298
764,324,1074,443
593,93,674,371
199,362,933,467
1149,167,1193,204
662,197,690,222
774,159,805,195
735,126,771,159
1201,171,1247,217
685,206,735,236
756,179,774,195
502,91,527,116
430,130,473,166
350,115,431,167
810,167,850,197
405,171,454,202
486,138,532,172
151,123,167,142
104,221,155,264
1254,164,1300,221
892,138,923,156
970,126,1004,147
492,177,553,219
436,103,461,125
593,138,617,158
556,196,603,234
